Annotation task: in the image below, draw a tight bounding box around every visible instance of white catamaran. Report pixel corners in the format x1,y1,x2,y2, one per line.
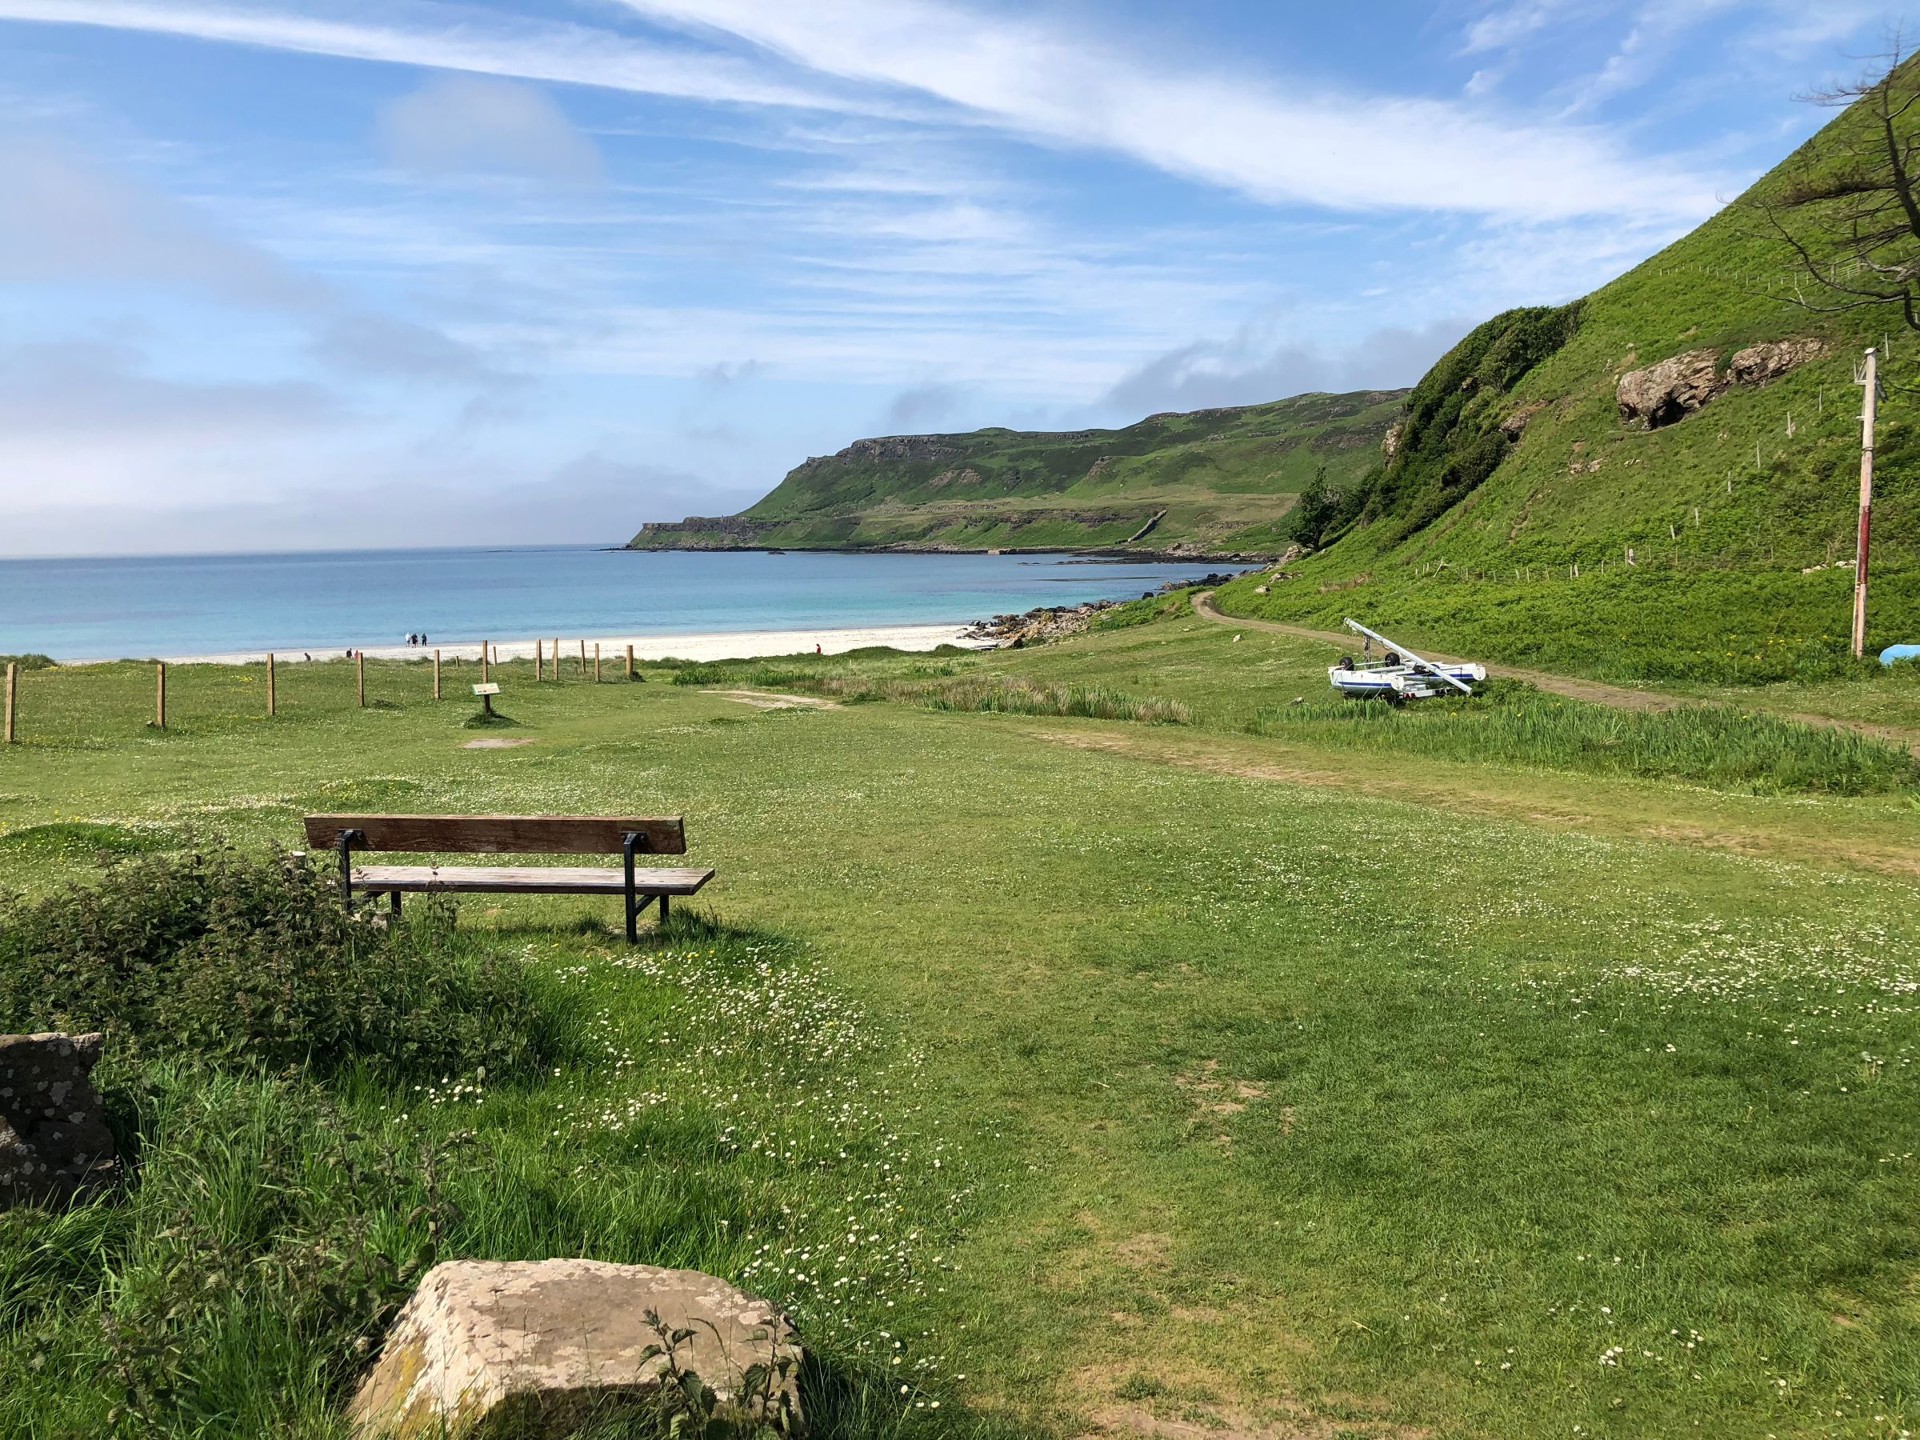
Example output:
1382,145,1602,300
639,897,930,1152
1329,618,1486,701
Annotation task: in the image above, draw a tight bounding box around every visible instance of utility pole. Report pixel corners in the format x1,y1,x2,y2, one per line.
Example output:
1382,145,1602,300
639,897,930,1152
1853,347,1880,659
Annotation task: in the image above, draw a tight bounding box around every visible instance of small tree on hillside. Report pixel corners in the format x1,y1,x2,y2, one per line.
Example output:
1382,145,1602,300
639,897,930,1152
1754,45,1920,333
1287,466,1354,550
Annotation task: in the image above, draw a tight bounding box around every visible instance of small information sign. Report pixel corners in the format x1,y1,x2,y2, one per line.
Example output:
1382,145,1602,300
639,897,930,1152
472,683,501,696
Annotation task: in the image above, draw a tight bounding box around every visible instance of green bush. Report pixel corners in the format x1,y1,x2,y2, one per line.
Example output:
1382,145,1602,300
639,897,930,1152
0,846,573,1082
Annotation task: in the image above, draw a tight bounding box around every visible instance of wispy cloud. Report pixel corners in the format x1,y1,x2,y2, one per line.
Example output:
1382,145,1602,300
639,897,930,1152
1,0,1728,222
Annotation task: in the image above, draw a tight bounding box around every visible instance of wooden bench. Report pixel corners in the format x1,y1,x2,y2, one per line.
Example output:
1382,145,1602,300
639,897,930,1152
302,814,714,943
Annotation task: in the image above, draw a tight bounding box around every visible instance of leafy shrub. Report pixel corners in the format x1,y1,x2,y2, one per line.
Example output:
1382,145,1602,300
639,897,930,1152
0,846,573,1082
0,654,55,670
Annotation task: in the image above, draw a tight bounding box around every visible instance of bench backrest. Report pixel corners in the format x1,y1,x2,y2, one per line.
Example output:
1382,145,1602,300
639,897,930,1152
302,814,688,855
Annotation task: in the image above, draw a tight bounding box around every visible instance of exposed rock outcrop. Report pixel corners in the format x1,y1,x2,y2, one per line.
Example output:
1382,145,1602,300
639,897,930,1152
836,435,962,465
1617,338,1827,429
0,1032,116,1208
350,1259,804,1440
1729,338,1827,385
1617,348,1723,428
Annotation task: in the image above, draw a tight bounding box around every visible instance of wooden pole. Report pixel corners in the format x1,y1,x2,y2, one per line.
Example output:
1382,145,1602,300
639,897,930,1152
356,651,366,708
536,637,544,681
625,644,634,681
4,662,15,744
1853,347,1879,659
267,653,276,717
594,643,602,683
481,642,490,684
578,638,586,676
154,662,167,729
433,648,442,700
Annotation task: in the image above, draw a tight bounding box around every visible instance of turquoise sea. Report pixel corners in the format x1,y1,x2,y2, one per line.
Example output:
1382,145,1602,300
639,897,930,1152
0,547,1231,661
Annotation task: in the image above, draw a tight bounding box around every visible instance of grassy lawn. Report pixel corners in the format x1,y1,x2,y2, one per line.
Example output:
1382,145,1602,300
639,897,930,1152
3,626,1920,1438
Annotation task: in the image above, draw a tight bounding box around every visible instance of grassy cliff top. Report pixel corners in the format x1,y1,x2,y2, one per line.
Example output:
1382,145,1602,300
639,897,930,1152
630,390,1407,558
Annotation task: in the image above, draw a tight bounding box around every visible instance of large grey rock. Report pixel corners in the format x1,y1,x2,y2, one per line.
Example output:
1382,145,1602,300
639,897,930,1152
1617,348,1723,428
1618,337,1828,429
0,1032,116,1208
349,1259,805,1438
1729,337,1826,386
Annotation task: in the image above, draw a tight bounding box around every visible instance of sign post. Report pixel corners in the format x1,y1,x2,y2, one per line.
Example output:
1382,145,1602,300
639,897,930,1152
472,681,501,719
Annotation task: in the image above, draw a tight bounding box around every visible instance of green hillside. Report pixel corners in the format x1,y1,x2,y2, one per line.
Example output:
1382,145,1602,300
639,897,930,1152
629,389,1406,559
1213,64,1920,684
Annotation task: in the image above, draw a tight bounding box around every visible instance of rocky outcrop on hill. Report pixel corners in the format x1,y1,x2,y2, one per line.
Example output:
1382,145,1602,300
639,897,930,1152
0,1032,116,1208
827,435,962,466
351,1259,804,1439
1729,337,1828,385
1617,338,1826,429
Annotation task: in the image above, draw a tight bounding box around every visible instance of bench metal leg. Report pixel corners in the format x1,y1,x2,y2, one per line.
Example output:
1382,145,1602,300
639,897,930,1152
389,889,402,917
659,894,669,928
623,830,653,944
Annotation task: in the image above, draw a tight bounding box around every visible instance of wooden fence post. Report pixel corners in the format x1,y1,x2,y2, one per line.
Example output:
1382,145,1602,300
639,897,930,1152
155,662,167,729
4,662,15,744
357,651,366,708
578,639,586,677
536,638,544,681
625,644,634,681
594,643,601,683
434,649,442,700
481,642,490,684
267,653,276,717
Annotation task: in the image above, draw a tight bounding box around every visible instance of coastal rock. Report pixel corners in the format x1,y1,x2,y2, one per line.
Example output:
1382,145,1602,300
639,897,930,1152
0,1032,116,1208
1382,422,1404,459
1617,348,1723,428
349,1259,804,1440
1729,338,1826,385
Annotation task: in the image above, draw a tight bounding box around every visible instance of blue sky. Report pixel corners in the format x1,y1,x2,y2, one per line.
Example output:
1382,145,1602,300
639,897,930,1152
0,0,1900,555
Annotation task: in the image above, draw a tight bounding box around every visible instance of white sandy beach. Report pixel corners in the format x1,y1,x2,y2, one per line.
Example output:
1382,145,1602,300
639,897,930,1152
107,622,993,668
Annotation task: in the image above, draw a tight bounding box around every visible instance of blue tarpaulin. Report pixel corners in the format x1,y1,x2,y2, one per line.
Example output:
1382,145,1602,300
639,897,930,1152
1880,644,1920,667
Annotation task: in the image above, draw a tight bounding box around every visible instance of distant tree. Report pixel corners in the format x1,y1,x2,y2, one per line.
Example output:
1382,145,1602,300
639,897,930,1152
1754,45,1920,334
1288,466,1352,550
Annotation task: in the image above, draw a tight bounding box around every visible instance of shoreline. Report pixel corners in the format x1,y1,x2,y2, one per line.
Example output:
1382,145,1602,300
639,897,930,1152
58,622,993,668
621,540,1281,565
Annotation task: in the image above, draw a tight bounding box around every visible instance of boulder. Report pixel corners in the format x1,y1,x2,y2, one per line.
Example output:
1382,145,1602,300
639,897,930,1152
0,1032,116,1208
1617,348,1723,428
349,1259,805,1439
1729,337,1827,385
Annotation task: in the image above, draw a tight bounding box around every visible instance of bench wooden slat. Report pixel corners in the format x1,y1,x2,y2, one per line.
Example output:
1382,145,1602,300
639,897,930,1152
350,864,715,896
304,814,688,855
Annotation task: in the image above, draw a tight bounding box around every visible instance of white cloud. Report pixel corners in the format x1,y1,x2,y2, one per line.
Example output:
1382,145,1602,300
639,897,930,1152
380,75,602,183
0,0,843,113
612,0,1723,221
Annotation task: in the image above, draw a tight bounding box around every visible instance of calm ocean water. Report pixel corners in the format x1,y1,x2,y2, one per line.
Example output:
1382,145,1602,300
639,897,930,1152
0,547,1230,661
